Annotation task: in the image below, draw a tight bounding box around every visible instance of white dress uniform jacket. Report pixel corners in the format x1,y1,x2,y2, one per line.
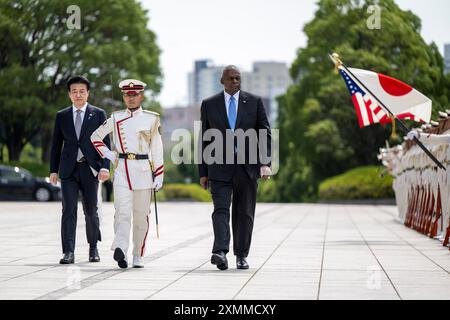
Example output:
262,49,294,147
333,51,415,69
91,107,164,190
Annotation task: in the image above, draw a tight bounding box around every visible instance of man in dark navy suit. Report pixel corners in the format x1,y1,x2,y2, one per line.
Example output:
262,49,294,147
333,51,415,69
50,75,110,264
198,66,272,270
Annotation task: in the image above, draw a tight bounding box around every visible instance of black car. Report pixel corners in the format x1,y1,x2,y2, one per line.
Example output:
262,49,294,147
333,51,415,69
0,165,62,201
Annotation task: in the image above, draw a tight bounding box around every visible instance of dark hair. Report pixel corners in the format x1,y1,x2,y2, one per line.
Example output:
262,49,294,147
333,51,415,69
67,75,90,91
222,65,240,76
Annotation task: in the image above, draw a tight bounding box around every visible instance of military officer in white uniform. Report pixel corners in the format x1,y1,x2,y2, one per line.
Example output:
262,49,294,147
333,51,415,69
407,128,450,240
91,79,164,268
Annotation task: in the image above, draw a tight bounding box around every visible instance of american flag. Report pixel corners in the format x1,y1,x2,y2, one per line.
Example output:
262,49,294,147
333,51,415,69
339,69,425,128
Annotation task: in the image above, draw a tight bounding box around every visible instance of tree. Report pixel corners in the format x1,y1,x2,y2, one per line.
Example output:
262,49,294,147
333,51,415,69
0,0,161,161
276,0,450,201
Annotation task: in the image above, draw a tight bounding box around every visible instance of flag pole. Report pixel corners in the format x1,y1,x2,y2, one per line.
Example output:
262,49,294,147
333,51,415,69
329,53,446,171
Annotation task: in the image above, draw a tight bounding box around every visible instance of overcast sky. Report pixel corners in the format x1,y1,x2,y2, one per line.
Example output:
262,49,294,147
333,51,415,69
142,0,450,107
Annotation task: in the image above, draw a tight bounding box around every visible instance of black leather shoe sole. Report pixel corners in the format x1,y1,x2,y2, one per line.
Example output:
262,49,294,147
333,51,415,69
113,248,127,269
59,258,74,264
211,253,228,270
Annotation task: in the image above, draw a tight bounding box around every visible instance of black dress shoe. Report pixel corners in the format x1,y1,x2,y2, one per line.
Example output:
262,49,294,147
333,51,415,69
89,248,100,262
236,257,249,269
59,252,75,264
113,248,128,269
211,251,228,270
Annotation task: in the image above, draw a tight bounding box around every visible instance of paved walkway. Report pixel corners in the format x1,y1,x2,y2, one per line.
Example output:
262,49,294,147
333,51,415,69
0,202,450,300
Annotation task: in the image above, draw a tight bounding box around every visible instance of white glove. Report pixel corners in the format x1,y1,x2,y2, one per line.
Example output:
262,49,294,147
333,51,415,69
153,175,163,191
406,130,419,141
104,150,117,162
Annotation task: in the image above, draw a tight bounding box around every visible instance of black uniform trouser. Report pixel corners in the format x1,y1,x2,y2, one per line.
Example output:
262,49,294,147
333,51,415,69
210,165,258,257
60,162,101,254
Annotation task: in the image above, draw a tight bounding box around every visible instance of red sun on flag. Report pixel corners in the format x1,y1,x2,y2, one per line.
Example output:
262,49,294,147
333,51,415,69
378,74,413,96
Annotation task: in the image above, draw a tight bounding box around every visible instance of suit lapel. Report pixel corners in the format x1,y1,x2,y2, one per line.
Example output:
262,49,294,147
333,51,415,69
216,92,230,129
235,91,247,129
66,107,78,139
79,104,93,139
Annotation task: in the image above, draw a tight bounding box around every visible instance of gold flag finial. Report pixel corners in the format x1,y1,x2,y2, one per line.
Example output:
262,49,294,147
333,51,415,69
329,52,343,73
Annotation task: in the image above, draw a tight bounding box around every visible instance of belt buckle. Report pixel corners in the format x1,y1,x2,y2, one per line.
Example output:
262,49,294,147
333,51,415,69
127,153,136,160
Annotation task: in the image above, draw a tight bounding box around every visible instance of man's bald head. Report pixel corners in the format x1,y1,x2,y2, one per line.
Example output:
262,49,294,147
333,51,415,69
221,65,241,95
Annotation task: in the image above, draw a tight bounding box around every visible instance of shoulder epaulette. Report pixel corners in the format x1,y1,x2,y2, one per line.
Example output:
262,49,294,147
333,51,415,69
143,110,160,117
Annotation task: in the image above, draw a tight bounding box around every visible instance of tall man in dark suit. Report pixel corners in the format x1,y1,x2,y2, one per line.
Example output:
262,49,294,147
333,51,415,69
50,75,111,264
198,65,272,270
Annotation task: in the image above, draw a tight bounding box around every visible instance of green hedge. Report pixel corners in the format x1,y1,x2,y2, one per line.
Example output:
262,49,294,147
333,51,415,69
1,161,49,177
159,183,212,202
98,183,212,203
0,161,212,203
318,166,394,201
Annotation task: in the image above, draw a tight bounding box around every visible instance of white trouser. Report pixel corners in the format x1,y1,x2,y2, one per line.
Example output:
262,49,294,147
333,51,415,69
442,184,450,236
112,184,152,257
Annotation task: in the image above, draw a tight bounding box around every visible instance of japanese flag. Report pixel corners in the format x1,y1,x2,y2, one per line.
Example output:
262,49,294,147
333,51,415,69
347,67,432,124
